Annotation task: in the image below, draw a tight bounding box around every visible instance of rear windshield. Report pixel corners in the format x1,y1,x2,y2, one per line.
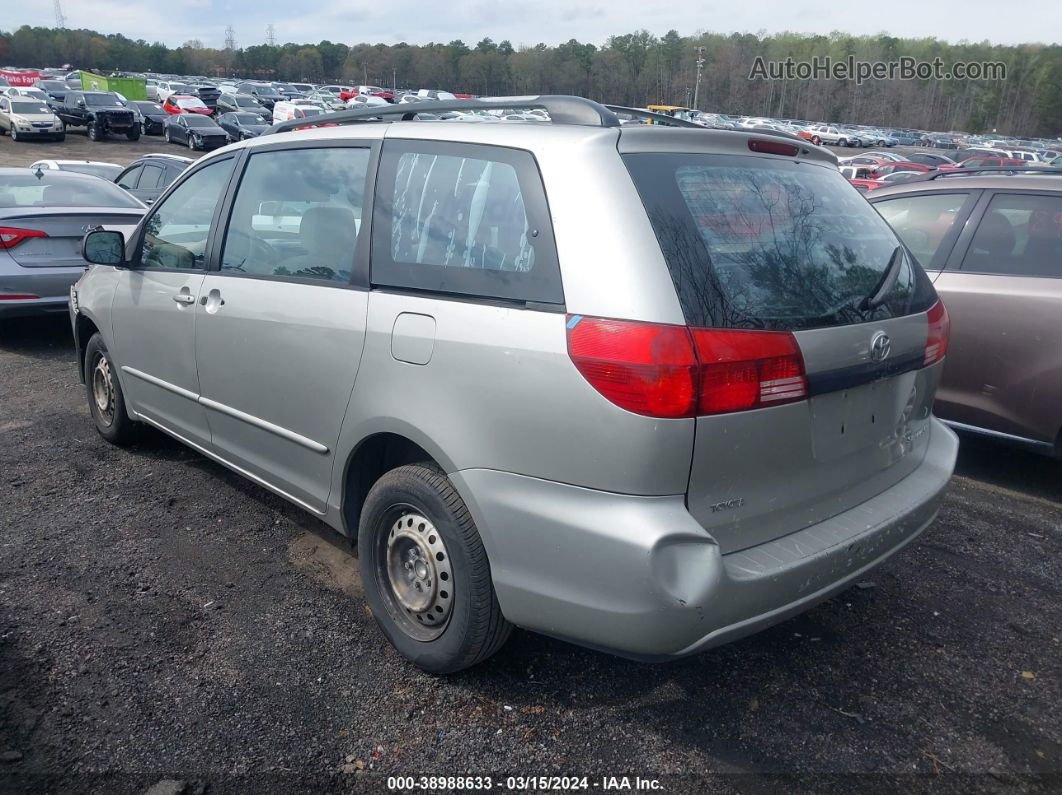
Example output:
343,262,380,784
623,153,936,330
0,173,141,208
183,115,217,128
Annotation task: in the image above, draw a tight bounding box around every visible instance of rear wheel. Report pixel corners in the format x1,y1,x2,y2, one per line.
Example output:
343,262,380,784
811,135,821,145
84,333,138,445
358,463,511,673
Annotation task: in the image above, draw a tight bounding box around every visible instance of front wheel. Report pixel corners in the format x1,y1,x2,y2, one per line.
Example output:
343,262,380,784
358,463,512,674
188,134,198,151
87,122,99,141
837,138,847,147
126,125,141,141
9,129,18,142
84,333,139,445
53,133,65,142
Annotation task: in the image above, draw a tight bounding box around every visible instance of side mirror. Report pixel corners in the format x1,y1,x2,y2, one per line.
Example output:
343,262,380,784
81,229,127,267
77,99,86,107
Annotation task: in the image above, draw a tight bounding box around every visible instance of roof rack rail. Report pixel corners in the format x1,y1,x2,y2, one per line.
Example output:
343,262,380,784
923,166,1062,179
602,105,703,128
263,95,621,136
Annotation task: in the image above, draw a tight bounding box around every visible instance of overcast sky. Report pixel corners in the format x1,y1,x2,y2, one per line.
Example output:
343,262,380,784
19,0,1062,49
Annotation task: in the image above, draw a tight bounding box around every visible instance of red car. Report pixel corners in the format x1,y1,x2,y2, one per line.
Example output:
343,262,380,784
947,155,1029,171
868,162,934,179
162,95,213,116
848,178,887,192
353,85,395,103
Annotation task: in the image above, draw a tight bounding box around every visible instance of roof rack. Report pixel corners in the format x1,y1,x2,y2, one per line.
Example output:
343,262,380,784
923,166,1062,180
263,95,621,136
602,105,703,128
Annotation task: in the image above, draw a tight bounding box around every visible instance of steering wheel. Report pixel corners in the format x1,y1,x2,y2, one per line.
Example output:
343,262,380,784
222,229,279,273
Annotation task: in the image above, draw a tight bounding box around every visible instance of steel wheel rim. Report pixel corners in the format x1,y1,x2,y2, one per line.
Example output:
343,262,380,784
378,507,453,641
92,356,115,425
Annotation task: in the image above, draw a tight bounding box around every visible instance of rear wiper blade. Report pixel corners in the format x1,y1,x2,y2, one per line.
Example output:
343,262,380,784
859,245,904,312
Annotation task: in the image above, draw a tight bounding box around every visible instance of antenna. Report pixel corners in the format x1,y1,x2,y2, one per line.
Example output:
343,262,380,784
266,24,276,47
224,25,236,51
54,0,66,28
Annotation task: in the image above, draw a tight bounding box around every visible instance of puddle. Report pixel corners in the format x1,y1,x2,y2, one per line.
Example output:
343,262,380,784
287,531,363,597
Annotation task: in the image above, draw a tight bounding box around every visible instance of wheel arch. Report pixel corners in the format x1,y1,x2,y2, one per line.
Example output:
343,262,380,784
74,312,101,383
339,427,459,540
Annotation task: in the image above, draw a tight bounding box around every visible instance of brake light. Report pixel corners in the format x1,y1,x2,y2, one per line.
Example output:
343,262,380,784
0,294,40,300
924,300,950,366
748,139,800,156
566,316,808,418
0,227,47,249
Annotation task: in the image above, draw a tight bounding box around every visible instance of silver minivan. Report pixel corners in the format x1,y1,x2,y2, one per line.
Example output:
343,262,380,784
74,97,958,673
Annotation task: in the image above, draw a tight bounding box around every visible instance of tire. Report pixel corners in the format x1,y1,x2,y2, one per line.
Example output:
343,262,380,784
188,134,198,151
837,138,847,147
9,129,18,142
87,121,99,141
811,135,821,145
126,125,141,141
54,133,65,142
164,128,171,143
84,333,139,446
358,463,512,674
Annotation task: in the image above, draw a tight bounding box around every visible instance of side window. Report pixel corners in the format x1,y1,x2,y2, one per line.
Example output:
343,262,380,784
372,141,563,304
117,165,143,189
961,193,1062,277
875,192,972,270
220,146,369,284
139,165,165,190
140,158,235,271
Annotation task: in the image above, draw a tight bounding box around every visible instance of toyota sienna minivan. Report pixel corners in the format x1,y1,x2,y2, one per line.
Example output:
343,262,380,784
74,97,958,673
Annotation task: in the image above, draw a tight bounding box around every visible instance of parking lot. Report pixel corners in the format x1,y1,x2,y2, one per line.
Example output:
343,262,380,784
1,131,1060,793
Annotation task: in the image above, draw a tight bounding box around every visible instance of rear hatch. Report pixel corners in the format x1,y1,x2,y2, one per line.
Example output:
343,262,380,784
622,138,943,553
3,209,142,269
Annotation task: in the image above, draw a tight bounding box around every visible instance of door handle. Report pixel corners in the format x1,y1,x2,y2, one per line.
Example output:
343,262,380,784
172,293,195,305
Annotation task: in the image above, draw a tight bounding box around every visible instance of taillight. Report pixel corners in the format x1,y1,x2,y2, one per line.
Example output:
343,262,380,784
0,294,40,300
924,300,950,366
0,227,47,249
566,316,808,418
691,329,807,414
565,316,698,418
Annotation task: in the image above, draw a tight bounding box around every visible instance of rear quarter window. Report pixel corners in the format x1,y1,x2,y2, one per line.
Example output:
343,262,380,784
371,141,562,305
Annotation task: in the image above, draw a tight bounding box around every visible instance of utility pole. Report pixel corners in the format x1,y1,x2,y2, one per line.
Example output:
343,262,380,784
224,25,236,51
266,24,276,47
692,46,705,110
54,0,66,28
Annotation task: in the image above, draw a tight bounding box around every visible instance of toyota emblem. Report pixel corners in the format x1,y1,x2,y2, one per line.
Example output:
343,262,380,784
870,331,891,362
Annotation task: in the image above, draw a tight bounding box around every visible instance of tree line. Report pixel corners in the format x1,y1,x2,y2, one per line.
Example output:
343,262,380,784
2,24,1061,135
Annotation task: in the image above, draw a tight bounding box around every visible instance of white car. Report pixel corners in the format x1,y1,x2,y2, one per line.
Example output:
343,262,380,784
3,87,51,103
345,95,389,109
29,159,123,180
271,100,328,124
153,80,194,103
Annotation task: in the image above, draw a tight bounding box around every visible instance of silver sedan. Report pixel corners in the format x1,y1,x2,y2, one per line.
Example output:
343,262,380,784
0,168,144,319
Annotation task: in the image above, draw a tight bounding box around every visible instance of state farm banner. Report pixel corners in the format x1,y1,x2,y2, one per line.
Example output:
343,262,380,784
0,70,42,87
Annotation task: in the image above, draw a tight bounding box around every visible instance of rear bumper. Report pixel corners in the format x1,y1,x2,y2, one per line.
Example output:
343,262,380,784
452,417,958,660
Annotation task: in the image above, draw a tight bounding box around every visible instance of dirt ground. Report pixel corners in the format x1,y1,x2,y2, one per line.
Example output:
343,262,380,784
0,124,206,169
0,313,1058,794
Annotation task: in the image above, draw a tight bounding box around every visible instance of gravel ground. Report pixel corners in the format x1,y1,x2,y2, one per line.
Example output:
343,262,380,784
0,314,1058,794
0,124,206,169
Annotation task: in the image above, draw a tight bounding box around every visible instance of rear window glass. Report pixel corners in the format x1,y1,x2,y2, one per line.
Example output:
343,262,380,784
875,192,971,268
623,153,937,330
0,173,141,208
